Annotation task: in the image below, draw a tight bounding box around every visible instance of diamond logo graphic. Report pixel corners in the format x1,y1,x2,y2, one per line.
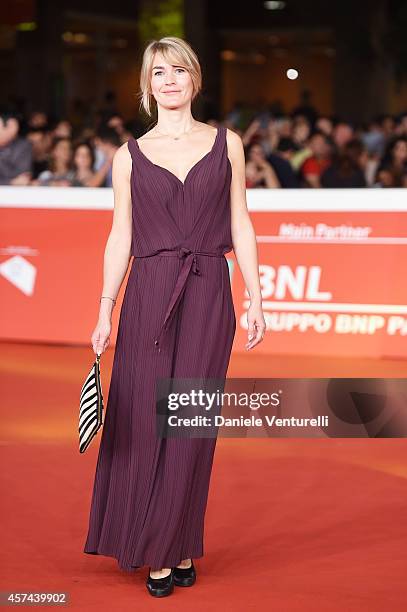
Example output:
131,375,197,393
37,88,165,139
0,255,37,295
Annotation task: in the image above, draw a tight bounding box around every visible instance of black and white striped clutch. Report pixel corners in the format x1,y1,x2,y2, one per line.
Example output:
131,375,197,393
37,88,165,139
79,353,104,453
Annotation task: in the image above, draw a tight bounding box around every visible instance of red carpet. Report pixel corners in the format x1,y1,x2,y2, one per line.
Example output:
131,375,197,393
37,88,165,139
1,341,407,611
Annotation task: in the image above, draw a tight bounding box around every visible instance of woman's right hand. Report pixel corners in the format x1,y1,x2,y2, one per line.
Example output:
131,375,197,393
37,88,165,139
91,317,112,355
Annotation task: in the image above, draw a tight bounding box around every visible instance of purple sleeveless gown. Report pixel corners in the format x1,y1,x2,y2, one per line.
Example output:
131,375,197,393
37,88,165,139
83,125,236,571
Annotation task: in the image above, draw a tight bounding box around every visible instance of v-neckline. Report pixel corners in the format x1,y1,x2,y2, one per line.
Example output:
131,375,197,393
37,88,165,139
133,126,220,187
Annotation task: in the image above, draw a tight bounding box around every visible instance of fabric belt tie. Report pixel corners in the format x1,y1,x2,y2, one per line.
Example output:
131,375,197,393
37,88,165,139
136,247,224,352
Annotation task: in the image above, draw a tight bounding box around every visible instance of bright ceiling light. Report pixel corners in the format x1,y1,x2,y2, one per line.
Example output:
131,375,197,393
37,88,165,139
264,1,286,10
286,68,299,80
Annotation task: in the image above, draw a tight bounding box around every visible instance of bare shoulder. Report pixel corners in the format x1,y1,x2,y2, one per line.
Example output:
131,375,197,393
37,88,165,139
225,127,244,164
119,140,133,160
225,128,243,154
112,140,133,173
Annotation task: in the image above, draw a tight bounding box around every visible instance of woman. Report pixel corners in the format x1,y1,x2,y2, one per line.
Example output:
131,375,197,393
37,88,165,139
374,135,407,187
320,138,367,188
32,136,75,186
245,141,281,188
83,36,266,597
299,130,332,188
71,140,112,187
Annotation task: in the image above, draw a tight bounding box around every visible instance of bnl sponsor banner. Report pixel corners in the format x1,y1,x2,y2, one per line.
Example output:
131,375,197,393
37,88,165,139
235,210,406,359
0,187,406,358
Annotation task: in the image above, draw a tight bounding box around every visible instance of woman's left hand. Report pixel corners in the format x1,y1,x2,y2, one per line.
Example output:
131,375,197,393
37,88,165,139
245,301,267,350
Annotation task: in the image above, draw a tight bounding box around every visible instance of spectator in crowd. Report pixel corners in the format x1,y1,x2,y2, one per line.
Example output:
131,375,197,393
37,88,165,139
106,113,129,144
299,130,332,188
241,118,262,148
267,139,300,188
276,116,294,139
27,110,48,129
290,117,312,170
71,140,112,187
245,141,280,188
93,126,121,187
263,119,281,155
315,116,334,137
380,114,396,139
374,135,407,187
332,121,354,153
0,107,32,185
26,126,52,179
292,116,311,147
275,137,298,164
53,119,73,139
321,138,367,187
361,117,386,159
32,136,75,186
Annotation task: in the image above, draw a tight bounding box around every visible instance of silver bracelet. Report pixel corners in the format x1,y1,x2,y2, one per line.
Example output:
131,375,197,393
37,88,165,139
100,295,116,305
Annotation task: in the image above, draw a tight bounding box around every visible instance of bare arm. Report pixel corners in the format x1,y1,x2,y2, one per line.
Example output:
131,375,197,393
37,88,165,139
92,142,132,354
262,162,281,188
304,172,321,188
83,157,112,188
227,128,267,350
241,119,261,147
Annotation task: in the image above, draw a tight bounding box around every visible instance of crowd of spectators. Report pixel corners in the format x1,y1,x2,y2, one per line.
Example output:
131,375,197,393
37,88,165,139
0,102,406,188
0,106,134,188
233,105,407,188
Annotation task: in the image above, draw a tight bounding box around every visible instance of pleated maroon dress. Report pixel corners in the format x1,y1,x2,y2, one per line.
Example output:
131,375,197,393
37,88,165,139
83,125,236,571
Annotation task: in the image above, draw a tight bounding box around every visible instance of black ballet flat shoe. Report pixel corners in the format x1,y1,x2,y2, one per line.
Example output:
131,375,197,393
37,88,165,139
146,568,174,597
173,559,196,587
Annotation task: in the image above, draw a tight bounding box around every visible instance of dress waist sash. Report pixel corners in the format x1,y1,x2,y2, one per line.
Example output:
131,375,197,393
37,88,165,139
134,247,225,352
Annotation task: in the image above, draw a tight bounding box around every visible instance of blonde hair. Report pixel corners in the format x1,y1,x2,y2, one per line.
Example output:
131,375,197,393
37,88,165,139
138,37,202,117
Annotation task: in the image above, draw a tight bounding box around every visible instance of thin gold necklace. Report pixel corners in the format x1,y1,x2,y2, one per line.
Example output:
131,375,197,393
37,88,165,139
154,123,197,141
